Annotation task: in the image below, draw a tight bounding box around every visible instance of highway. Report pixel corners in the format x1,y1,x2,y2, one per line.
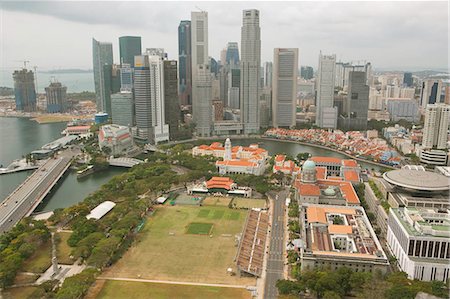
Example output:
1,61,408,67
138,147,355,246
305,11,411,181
0,153,73,233
264,188,289,299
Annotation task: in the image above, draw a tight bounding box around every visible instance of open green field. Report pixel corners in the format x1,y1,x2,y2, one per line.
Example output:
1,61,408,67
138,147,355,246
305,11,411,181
96,280,251,299
2,286,37,299
21,241,52,273
186,222,213,235
104,206,255,286
203,196,232,206
232,198,267,209
56,231,74,264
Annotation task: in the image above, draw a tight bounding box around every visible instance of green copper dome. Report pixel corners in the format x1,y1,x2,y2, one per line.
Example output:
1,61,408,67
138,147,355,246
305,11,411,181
303,160,316,170
324,186,336,196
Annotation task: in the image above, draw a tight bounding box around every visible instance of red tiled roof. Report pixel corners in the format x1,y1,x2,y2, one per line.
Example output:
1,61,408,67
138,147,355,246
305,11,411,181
343,170,360,182
316,167,327,180
216,160,256,167
299,184,321,196
342,159,358,167
275,155,285,162
311,156,342,164
206,177,234,190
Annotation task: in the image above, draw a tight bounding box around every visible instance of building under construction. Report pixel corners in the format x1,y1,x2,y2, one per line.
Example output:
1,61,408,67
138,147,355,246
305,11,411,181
13,68,37,112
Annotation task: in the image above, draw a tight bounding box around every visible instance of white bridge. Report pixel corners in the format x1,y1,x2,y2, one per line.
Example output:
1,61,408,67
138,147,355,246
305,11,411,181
108,157,143,168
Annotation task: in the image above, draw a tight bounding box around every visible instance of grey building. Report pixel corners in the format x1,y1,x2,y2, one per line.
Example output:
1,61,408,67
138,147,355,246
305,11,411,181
386,98,420,122
191,11,212,136
178,20,192,106
111,92,134,127
240,9,261,134
403,72,413,87
92,38,113,113
119,36,142,67
300,66,314,80
338,71,369,131
164,60,180,140
316,52,337,128
13,68,36,112
45,81,67,113
264,62,273,88
228,68,240,109
272,48,298,128
226,42,240,68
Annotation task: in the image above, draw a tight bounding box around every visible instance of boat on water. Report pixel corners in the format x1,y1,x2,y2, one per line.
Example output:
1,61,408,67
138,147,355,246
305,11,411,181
76,165,94,179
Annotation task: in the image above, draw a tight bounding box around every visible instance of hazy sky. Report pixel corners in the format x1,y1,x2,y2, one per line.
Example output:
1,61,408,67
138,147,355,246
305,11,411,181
1,1,449,72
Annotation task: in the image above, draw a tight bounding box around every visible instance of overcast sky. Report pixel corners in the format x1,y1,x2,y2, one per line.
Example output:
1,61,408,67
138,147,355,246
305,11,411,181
0,1,449,72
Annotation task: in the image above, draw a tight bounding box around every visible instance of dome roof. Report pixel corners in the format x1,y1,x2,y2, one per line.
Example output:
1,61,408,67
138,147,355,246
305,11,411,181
324,186,336,196
303,160,316,170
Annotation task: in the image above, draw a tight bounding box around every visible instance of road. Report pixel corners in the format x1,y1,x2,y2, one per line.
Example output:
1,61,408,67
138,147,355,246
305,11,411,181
0,149,78,233
264,188,289,299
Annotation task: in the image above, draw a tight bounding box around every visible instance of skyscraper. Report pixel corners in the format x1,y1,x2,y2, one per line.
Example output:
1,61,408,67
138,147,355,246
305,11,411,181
92,38,113,113
164,60,180,140
111,92,134,127
13,68,36,112
178,20,192,106
422,104,450,149
315,52,337,129
45,80,67,113
226,42,240,68
119,36,142,67
228,69,240,109
240,9,261,134
403,72,413,87
133,50,169,144
120,64,133,92
420,79,443,109
300,66,314,80
191,11,212,136
338,71,369,131
264,62,273,88
272,48,298,128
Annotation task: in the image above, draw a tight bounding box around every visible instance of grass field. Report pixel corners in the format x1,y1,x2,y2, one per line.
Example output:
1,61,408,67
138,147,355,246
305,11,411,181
104,206,254,286
202,196,232,206
95,280,251,299
21,241,52,273
186,222,213,235
232,198,267,209
2,286,37,299
56,231,74,265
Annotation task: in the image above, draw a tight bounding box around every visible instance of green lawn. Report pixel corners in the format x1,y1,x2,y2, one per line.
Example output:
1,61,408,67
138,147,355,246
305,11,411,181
96,280,251,299
21,241,52,273
186,223,213,235
232,198,267,209
2,286,38,299
56,231,75,264
105,206,254,286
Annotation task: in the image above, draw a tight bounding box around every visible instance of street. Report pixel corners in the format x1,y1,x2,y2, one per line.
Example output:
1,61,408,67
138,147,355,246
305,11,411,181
264,188,289,299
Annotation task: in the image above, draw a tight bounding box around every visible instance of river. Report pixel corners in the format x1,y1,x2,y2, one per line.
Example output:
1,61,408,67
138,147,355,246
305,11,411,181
0,117,125,212
0,118,381,213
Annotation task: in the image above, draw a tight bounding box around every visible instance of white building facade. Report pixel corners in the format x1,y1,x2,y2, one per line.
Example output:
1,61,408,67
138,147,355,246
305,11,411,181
316,52,337,128
422,104,450,149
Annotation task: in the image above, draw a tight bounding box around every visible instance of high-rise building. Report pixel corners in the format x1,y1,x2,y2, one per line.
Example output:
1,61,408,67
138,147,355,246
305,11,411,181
164,60,180,140
420,79,443,109
120,63,133,92
422,103,450,149
92,38,113,113
300,66,314,80
272,48,298,128
119,36,142,67
13,68,36,112
316,52,337,128
191,11,212,136
111,92,134,127
178,20,192,106
228,69,240,109
338,71,369,131
264,62,273,88
240,9,261,134
403,72,413,87
226,42,240,68
45,80,67,113
133,50,169,144
385,98,420,123
213,99,224,121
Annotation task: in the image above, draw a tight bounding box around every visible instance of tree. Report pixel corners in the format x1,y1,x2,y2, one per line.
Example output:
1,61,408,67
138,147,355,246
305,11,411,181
276,279,304,295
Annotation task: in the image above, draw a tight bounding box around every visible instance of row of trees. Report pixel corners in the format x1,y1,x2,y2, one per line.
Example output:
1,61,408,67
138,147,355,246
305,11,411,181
0,219,51,287
277,267,449,299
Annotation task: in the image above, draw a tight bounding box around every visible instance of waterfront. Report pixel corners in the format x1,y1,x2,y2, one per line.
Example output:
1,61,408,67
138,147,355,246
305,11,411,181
1,117,383,213
0,117,125,210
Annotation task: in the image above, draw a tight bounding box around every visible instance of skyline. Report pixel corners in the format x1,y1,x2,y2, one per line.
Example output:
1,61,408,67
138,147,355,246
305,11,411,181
1,1,449,72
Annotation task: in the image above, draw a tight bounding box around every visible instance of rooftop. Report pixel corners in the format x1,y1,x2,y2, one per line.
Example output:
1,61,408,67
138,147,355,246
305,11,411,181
383,169,449,191
86,201,116,220
391,207,450,238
